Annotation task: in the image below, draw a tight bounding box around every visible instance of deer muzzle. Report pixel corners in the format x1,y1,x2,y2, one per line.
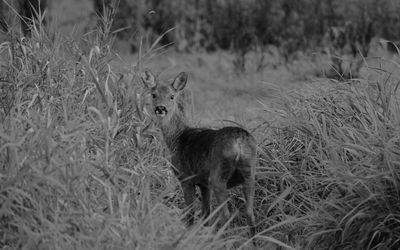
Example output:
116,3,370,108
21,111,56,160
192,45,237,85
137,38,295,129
155,106,167,117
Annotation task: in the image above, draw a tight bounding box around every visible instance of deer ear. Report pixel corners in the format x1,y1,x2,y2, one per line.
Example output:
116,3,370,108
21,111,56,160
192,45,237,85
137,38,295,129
171,72,188,92
142,70,156,88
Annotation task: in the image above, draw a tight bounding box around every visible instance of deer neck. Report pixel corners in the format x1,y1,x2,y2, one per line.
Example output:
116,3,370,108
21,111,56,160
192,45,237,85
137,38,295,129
159,111,188,153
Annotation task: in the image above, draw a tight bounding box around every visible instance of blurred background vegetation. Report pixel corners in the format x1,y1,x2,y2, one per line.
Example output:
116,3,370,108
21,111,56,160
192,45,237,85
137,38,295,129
2,0,400,54
0,0,399,75
3,0,399,76
106,0,400,53
105,0,400,76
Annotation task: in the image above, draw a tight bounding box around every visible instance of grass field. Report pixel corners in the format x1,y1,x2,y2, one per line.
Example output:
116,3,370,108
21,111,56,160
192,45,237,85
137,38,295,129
1,4,400,249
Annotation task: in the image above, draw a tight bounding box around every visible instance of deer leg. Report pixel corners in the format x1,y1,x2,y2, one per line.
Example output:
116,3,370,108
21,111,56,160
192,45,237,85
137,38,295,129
212,181,231,226
236,159,256,238
181,181,196,226
210,160,233,226
242,177,256,237
199,184,211,224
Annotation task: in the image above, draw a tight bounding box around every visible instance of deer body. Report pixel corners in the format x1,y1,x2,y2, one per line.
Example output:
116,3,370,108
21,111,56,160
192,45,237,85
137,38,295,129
143,70,256,236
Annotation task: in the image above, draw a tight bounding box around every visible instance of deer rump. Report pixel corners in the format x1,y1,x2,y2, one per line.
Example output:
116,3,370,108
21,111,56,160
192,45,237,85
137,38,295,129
175,126,252,189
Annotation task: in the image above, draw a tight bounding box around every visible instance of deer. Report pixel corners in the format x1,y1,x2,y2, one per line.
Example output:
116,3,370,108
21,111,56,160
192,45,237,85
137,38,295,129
142,70,256,237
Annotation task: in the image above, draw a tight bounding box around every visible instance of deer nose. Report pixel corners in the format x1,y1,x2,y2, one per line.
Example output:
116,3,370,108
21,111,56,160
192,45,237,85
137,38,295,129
155,106,167,116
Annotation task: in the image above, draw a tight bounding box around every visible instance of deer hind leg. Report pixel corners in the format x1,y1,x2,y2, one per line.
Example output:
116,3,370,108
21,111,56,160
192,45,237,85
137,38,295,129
241,163,256,237
210,163,231,225
181,181,196,226
199,184,211,224
212,181,231,225
243,177,256,236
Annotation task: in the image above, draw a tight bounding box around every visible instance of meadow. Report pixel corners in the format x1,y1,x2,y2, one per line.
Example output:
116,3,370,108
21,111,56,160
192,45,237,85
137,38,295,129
1,2,400,250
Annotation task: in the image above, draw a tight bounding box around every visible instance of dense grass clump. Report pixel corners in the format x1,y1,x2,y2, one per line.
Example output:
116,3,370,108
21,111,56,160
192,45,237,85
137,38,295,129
256,73,400,248
0,23,188,250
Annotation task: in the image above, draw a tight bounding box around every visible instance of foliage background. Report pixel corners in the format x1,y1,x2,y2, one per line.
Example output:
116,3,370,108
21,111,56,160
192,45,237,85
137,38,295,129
107,0,400,53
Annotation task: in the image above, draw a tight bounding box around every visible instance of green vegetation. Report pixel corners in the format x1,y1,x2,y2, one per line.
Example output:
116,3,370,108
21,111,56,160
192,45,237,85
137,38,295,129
1,3,400,250
108,0,400,75
112,0,400,55
256,78,400,249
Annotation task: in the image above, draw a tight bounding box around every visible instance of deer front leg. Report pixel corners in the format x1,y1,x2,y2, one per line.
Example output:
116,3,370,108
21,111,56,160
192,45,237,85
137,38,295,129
181,181,196,226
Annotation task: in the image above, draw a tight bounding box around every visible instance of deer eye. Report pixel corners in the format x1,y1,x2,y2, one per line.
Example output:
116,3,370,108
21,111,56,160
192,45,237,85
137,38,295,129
170,95,174,100
152,94,156,99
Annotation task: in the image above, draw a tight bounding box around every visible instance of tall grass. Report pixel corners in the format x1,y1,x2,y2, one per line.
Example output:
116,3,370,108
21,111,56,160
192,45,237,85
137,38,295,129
1,5,400,250
257,68,400,249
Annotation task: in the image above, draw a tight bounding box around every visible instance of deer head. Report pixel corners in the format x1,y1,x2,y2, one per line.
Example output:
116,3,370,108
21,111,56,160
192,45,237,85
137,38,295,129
142,70,188,123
